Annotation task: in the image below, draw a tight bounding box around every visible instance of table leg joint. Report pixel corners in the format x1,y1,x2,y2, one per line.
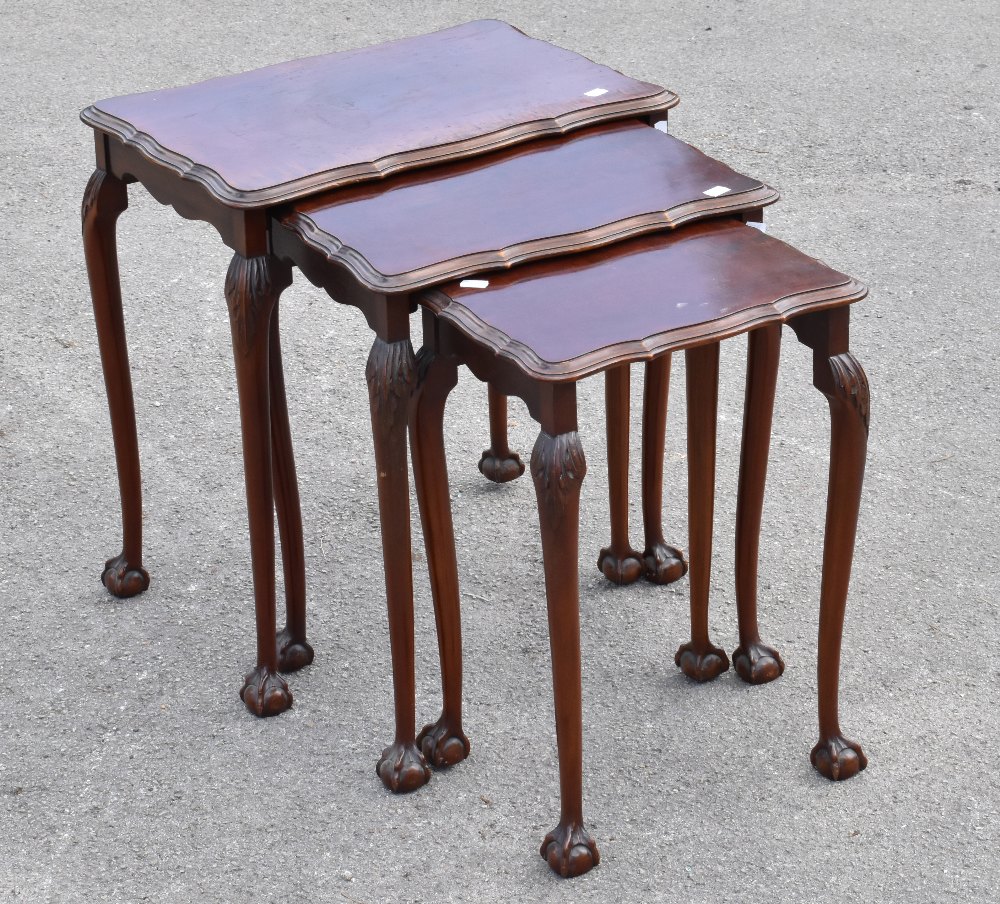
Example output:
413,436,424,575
827,352,870,435
225,255,292,356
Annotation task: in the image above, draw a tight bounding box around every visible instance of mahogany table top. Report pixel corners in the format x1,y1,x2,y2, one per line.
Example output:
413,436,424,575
279,121,777,292
420,219,867,381
81,20,676,208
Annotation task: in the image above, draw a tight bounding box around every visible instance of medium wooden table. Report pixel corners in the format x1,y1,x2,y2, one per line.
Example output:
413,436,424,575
411,219,870,876
81,21,677,772
271,117,776,790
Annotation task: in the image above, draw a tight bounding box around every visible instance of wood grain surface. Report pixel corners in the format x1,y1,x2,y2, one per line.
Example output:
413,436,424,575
421,219,867,380
280,121,777,290
82,20,676,207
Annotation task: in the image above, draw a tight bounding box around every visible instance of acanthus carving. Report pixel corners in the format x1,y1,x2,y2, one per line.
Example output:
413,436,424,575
365,337,416,438
530,430,587,526
225,255,288,356
828,352,870,435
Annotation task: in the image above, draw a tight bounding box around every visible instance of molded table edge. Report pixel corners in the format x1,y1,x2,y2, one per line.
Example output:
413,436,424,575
419,278,869,382
80,90,679,209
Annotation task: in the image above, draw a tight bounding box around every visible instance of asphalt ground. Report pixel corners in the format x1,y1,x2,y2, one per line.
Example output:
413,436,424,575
1,1,998,901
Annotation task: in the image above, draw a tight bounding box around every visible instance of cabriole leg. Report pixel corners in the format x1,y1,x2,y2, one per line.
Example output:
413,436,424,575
733,325,785,684
532,426,600,878
367,334,431,793
478,385,525,483
268,303,314,673
410,348,470,768
810,350,870,780
226,254,293,717
640,355,687,584
597,365,642,585
83,169,149,598
675,343,729,682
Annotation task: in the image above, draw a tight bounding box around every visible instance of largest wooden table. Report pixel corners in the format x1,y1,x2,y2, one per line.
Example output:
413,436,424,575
80,20,678,788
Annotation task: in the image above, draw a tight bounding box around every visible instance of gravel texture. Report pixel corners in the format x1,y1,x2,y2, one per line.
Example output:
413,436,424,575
1,1,998,901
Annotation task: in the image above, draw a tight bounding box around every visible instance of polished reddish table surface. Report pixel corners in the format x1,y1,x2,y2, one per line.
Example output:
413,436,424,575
83,19,676,206
280,120,776,291
421,219,864,377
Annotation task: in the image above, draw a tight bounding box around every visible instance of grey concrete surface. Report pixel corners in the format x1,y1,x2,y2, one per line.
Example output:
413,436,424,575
2,1,998,901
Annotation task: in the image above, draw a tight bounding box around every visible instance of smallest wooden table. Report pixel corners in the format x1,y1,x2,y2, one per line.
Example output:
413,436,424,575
410,219,869,877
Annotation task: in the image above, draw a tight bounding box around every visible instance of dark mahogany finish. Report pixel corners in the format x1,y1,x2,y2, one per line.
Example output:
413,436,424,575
274,119,775,564
270,121,788,803
531,424,600,878
224,254,295,716
276,116,775,516
599,212,770,592
791,312,871,781
420,220,865,378
599,354,688,590
366,330,432,792
413,220,869,875
266,122,791,808
674,342,731,682
410,348,472,767
281,121,775,290
82,170,149,599
81,20,682,768
640,355,688,584
597,366,643,584
732,324,786,684
478,385,525,483
269,304,314,673
82,20,676,207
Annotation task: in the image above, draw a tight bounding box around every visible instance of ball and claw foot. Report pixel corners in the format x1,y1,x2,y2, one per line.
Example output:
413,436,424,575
478,449,525,483
276,628,314,673
101,553,150,598
376,741,431,793
811,735,868,781
417,715,471,768
643,542,687,585
675,641,730,683
240,666,293,717
733,641,785,685
597,547,643,585
540,821,600,878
